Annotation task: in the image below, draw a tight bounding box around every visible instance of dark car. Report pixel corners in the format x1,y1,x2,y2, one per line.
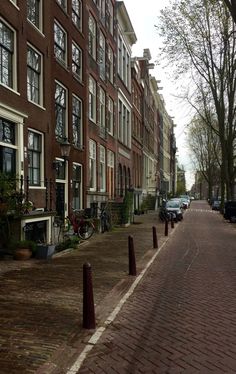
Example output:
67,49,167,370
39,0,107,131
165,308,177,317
212,200,221,211
224,201,236,222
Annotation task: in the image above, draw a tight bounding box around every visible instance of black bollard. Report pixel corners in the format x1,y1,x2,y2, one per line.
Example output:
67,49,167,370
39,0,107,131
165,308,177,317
83,262,96,329
165,219,168,236
152,226,158,248
171,216,174,229
128,235,136,276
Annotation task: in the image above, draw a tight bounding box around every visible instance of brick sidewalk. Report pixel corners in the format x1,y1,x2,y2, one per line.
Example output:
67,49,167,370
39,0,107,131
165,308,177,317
77,201,236,373
0,211,170,374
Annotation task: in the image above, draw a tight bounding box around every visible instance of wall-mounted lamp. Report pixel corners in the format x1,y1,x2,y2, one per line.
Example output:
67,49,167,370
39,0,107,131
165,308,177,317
59,138,71,160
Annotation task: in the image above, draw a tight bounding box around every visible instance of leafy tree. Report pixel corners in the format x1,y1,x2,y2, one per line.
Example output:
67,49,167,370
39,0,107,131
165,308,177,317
158,0,236,201
187,114,221,199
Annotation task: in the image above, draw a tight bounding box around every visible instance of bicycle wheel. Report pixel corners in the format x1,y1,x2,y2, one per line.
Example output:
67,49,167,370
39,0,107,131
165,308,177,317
78,221,95,240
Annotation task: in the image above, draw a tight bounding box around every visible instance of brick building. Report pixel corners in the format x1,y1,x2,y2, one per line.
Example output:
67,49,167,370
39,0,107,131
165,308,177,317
0,0,176,244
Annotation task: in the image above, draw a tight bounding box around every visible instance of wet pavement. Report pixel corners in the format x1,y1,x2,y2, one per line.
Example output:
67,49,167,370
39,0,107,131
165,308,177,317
0,210,169,374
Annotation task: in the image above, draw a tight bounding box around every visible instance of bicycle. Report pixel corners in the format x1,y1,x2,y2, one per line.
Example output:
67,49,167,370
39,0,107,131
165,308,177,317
99,203,112,233
65,209,95,240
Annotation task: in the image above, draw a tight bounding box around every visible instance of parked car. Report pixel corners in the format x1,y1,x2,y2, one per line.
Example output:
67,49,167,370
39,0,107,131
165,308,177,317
224,201,236,222
179,195,191,208
212,200,221,211
165,200,183,221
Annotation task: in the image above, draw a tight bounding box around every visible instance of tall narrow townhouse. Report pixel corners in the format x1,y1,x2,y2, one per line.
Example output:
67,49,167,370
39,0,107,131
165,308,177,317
52,0,87,219
116,1,136,197
136,49,157,201
86,0,117,209
0,1,57,243
131,58,143,212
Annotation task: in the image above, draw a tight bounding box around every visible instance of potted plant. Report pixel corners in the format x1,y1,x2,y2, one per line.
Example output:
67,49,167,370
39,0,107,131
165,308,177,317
35,242,56,259
13,239,36,260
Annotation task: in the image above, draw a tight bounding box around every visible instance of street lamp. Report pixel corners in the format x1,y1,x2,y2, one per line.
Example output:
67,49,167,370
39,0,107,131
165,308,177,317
59,138,71,160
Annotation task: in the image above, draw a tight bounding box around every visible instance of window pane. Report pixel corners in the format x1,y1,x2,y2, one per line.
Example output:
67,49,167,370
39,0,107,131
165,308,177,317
27,0,40,28
0,21,14,88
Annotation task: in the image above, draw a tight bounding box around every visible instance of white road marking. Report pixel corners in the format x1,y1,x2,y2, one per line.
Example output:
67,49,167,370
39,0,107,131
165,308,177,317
66,235,172,373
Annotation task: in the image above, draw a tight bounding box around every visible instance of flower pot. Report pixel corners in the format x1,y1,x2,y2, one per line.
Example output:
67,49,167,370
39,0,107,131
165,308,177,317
14,248,32,260
35,244,56,259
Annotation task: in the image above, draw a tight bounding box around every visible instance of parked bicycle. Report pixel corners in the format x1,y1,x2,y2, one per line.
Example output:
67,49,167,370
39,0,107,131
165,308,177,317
65,209,95,240
99,203,111,233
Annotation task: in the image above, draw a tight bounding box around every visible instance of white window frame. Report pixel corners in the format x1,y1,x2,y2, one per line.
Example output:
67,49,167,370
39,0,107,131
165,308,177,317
72,0,82,31
27,0,43,32
107,0,114,35
107,149,114,198
27,43,43,107
89,76,96,122
88,15,96,60
117,34,131,90
56,0,67,12
89,139,96,191
72,94,83,149
108,45,114,83
28,128,44,188
99,87,105,130
72,41,82,81
118,96,131,148
72,162,83,210
55,80,68,141
0,18,17,92
108,97,114,136
99,145,106,192
98,31,106,80
54,20,67,67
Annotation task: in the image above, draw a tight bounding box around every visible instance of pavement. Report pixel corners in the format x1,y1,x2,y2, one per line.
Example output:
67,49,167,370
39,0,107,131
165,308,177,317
76,200,236,373
0,209,171,374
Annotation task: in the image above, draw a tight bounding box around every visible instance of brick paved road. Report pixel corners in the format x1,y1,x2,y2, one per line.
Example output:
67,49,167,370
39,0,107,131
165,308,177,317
0,211,167,374
76,201,236,373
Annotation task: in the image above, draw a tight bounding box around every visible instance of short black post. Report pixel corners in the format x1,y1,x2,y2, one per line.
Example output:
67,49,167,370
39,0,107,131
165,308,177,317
171,216,174,229
128,235,136,276
152,226,158,248
165,219,168,236
83,262,96,329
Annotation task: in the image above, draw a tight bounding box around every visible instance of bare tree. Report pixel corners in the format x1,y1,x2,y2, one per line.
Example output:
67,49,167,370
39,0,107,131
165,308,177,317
223,0,236,24
157,0,236,200
187,115,221,200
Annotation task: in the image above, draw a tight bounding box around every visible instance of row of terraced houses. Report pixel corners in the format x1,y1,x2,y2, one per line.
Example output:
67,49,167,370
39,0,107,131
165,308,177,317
0,0,177,244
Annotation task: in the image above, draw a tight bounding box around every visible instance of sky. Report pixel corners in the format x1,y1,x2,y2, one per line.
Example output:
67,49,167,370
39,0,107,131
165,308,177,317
123,0,195,190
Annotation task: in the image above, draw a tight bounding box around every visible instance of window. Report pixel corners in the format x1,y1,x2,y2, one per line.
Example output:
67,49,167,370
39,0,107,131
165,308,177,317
27,0,41,30
0,118,16,174
88,15,96,59
27,45,42,105
89,76,96,122
99,145,106,192
107,0,114,35
72,95,82,148
89,139,96,190
72,41,82,81
107,46,113,83
72,163,82,210
117,34,131,89
118,98,131,147
107,150,114,199
54,21,67,65
56,0,67,11
98,0,105,22
72,0,82,31
55,82,67,140
28,130,42,186
99,88,105,135
108,97,114,136
0,20,14,89
98,32,105,80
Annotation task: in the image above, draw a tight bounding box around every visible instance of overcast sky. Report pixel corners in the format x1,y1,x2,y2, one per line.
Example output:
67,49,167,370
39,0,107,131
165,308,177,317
123,0,195,190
